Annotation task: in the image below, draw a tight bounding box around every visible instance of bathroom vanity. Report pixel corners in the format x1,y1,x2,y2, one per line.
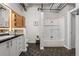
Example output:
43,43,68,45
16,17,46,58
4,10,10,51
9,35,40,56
0,34,25,56
0,4,26,56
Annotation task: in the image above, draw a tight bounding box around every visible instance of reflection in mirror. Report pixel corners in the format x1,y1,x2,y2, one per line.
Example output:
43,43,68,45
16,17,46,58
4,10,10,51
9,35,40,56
0,4,9,28
0,4,10,33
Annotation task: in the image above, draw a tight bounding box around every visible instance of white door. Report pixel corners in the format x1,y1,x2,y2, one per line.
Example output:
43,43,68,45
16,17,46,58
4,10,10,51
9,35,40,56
17,36,25,54
0,42,10,56
10,39,18,56
21,35,25,51
17,37,22,55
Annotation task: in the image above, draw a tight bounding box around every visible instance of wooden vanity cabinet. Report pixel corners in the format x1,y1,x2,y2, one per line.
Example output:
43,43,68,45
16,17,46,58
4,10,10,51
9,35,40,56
15,15,24,28
10,11,25,28
0,35,25,56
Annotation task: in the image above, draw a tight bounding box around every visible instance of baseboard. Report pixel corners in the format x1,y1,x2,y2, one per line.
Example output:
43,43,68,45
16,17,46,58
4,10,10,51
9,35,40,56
40,46,44,50
64,45,71,50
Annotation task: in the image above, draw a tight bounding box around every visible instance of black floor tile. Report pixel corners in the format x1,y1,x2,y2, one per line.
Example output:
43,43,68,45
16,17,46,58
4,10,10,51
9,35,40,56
20,43,75,56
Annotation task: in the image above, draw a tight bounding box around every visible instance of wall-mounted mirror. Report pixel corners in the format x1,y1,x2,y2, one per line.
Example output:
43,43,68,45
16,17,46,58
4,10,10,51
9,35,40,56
0,3,25,34
0,4,10,33
0,4,9,28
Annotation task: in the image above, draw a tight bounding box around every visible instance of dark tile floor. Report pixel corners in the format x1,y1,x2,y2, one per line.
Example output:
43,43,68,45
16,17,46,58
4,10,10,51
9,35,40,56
20,43,75,56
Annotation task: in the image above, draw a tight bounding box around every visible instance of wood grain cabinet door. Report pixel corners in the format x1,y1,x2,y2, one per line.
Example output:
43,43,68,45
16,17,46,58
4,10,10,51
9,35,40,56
10,11,25,28
22,16,25,27
15,15,23,28
15,15,25,28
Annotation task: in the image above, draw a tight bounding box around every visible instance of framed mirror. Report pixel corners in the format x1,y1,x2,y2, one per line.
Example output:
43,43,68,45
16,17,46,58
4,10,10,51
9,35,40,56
0,4,11,33
0,4,10,28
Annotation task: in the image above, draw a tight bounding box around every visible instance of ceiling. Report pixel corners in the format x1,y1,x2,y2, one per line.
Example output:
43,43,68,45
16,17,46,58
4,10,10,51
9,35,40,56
40,3,67,10
0,4,6,10
20,3,75,12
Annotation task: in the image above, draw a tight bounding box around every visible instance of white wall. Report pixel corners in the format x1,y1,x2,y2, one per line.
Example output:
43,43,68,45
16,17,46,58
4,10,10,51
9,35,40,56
40,9,65,47
25,5,41,43
44,12,58,20
75,3,79,56
65,5,75,49
41,11,65,41
71,14,75,48
46,4,75,49
76,15,79,56
76,3,79,8
59,5,72,48
0,9,9,27
25,6,66,44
